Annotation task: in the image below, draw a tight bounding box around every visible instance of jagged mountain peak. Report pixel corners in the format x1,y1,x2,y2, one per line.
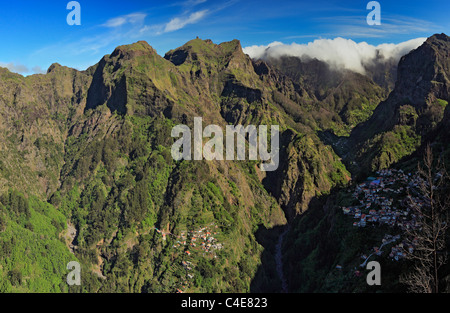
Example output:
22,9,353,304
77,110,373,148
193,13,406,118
395,33,449,107
46,62,83,76
218,39,243,53
426,33,450,44
47,63,64,73
346,33,450,174
164,38,245,67
110,40,158,60
3,30,450,293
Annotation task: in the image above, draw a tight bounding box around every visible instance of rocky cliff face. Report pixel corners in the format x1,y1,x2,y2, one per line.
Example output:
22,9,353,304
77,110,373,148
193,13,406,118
1,33,447,292
280,34,450,293
346,33,450,174
0,37,352,292
0,64,90,197
396,34,449,105
255,55,388,136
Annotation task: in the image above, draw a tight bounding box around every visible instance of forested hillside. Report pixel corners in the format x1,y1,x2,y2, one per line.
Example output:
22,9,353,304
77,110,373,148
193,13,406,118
0,33,449,293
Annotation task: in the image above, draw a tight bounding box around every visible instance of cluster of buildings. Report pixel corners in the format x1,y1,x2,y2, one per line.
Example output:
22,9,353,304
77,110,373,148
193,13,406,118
152,222,223,293
172,223,223,256
176,260,195,293
356,234,418,267
337,233,416,275
340,169,428,266
342,169,423,231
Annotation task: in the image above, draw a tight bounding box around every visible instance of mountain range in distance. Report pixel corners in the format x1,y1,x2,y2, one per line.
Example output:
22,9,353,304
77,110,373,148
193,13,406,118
0,32,449,293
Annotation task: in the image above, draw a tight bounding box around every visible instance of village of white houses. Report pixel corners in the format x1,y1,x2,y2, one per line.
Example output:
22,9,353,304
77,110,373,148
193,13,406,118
339,168,428,269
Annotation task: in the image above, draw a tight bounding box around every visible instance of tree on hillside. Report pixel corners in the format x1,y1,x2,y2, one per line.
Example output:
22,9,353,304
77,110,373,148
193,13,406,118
400,145,450,293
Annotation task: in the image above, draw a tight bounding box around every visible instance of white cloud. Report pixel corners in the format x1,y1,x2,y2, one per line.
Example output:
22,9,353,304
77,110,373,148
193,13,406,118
0,63,48,75
243,37,426,74
163,10,209,33
103,13,147,28
0,62,29,74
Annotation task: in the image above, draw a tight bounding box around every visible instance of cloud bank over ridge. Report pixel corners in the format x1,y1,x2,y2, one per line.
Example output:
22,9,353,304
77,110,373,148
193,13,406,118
243,37,427,74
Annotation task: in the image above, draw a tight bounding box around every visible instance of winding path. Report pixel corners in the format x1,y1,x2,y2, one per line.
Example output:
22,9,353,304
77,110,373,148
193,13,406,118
360,237,398,267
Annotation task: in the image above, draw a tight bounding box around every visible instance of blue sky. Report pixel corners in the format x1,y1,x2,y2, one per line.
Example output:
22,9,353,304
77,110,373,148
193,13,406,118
0,0,448,75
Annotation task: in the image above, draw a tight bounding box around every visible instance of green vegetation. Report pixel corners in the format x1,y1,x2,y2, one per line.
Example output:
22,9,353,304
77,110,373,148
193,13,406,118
0,190,79,292
371,125,421,170
0,34,448,293
283,189,408,293
437,98,448,108
0,38,357,293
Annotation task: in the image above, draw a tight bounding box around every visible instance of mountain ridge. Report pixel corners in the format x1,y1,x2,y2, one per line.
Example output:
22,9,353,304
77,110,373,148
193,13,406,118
345,33,450,175
0,33,448,293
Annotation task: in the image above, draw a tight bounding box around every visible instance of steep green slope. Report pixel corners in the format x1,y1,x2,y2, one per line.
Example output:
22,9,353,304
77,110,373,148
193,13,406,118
347,33,450,176
0,37,354,292
280,33,450,293
0,190,82,292
0,65,90,198
2,34,447,293
257,56,388,136
281,188,410,292
56,110,287,292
